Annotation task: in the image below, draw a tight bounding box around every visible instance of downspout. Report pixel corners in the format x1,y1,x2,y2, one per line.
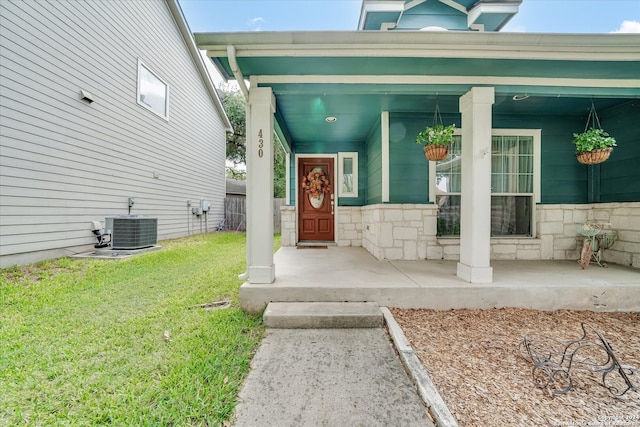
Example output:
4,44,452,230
228,44,250,281
227,45,249,101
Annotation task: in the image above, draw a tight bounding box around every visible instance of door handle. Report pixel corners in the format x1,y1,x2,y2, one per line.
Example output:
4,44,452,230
331,200,334,215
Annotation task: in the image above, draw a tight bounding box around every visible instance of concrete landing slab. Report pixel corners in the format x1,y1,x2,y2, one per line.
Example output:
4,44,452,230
240,247,640,313
233,328,434,427
263,302,383,329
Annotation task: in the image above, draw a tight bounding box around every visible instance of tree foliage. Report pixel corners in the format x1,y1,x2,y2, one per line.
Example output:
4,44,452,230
219,84,286,198
273,138,286,199
220,84,246,167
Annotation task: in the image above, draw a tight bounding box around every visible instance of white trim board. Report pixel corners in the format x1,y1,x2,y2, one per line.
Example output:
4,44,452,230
255,75,640,90
338,152,359,198
198,32,640,62
381,112,390,203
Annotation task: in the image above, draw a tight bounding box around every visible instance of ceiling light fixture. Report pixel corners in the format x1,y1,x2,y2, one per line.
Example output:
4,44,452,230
513,94,529,101
325,116,337,123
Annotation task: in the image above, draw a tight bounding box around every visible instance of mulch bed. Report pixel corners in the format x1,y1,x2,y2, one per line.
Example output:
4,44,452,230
391,308,640,427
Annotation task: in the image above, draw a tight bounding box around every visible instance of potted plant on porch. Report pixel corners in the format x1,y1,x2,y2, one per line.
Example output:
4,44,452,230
573,128,616,165
416,102,456,162
573,101,617,165
416,124,456,161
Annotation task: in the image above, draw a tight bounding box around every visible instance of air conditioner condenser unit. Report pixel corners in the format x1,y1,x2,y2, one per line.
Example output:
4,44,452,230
105,216,157,250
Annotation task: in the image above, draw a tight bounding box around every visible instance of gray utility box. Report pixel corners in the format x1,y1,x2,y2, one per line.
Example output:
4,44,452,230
105,216,157,250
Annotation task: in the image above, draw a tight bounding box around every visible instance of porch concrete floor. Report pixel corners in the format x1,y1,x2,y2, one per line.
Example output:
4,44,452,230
240,247,640,313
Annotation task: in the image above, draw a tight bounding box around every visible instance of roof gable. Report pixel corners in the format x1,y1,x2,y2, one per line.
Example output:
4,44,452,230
358,0,522,31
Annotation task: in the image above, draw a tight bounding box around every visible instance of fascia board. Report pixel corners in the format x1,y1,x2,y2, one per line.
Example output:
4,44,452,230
405,0,428,11
194,32,640,63
468,2,520,28
362,1,405,12
255,75,640,91
358,0,405,30
437,0,468,14
205,45,640,62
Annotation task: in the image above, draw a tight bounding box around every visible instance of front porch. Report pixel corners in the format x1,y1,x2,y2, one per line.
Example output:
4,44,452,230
240,246,640,313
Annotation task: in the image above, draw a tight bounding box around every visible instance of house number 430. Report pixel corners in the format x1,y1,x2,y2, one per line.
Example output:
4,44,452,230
257,129,264,158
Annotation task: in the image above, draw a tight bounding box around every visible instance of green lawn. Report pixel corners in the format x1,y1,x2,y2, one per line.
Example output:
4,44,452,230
0,233,276,426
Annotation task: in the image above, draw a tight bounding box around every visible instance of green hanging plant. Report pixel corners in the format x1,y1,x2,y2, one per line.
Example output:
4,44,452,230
572,128,617,153
416,102,456,161
572,102,617,165
416,124,456,146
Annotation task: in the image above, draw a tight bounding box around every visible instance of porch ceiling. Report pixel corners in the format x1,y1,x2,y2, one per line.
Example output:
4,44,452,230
195,31,640,147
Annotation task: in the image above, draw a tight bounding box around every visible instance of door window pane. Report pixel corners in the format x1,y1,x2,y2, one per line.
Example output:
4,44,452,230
342,157,353,193
434,136,462,194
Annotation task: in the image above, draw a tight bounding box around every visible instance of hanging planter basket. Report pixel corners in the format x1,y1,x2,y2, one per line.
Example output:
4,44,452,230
576,147,613,165
573,102,616,165
424,144,450,161
416,101,455,162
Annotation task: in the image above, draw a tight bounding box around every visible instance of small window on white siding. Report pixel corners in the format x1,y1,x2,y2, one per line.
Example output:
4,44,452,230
338,152,358,197
137,59,169,119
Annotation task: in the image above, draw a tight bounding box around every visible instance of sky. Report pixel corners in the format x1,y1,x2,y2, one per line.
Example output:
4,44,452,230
179,0,640,34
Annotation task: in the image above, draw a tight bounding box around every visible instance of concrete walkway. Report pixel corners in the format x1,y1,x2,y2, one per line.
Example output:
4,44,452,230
233,328,434,427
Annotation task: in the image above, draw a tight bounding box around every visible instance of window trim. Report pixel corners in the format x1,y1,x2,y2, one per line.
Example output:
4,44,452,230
429,129,462,203
338,152,358,198
491,129,541,204
429,128,541,237
136,59,169,120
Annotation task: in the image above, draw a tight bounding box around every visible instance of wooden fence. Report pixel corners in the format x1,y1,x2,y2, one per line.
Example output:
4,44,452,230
224,197,285,233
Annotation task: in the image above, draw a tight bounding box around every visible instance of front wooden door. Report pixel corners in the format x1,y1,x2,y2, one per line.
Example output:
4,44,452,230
298,157,335,242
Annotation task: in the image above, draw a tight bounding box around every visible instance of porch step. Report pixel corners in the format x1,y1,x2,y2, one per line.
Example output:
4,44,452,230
263,302,383,329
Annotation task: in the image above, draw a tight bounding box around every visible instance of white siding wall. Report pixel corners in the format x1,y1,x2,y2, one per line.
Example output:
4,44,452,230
0,0,227,267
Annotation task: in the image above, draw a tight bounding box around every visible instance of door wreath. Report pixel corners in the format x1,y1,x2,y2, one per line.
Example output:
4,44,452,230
301,168,331,208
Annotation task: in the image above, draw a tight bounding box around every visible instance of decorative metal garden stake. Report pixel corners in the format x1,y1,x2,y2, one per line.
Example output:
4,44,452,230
519,323,638,397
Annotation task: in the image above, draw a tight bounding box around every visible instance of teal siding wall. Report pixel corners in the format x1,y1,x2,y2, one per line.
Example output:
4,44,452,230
389,113,459,203
493,115,587,204
288,106,638,207
600,100,640,202
292,141,366,206
390,113,589,204
366,120,382,204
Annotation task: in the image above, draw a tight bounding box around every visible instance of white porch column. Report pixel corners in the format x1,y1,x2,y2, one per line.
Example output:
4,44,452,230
457,87,495,283
381,111,390,202
246,87,276,283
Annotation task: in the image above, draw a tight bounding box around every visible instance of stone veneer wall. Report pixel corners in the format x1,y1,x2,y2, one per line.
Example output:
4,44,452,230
280,202,640,267
336,207,363,247
596,202,640,268
361,204,439,260
280,206,296,247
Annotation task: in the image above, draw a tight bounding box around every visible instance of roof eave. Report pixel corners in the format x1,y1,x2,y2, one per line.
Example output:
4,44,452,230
194,31,640,63
358,0,405,30
166,0,233,132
